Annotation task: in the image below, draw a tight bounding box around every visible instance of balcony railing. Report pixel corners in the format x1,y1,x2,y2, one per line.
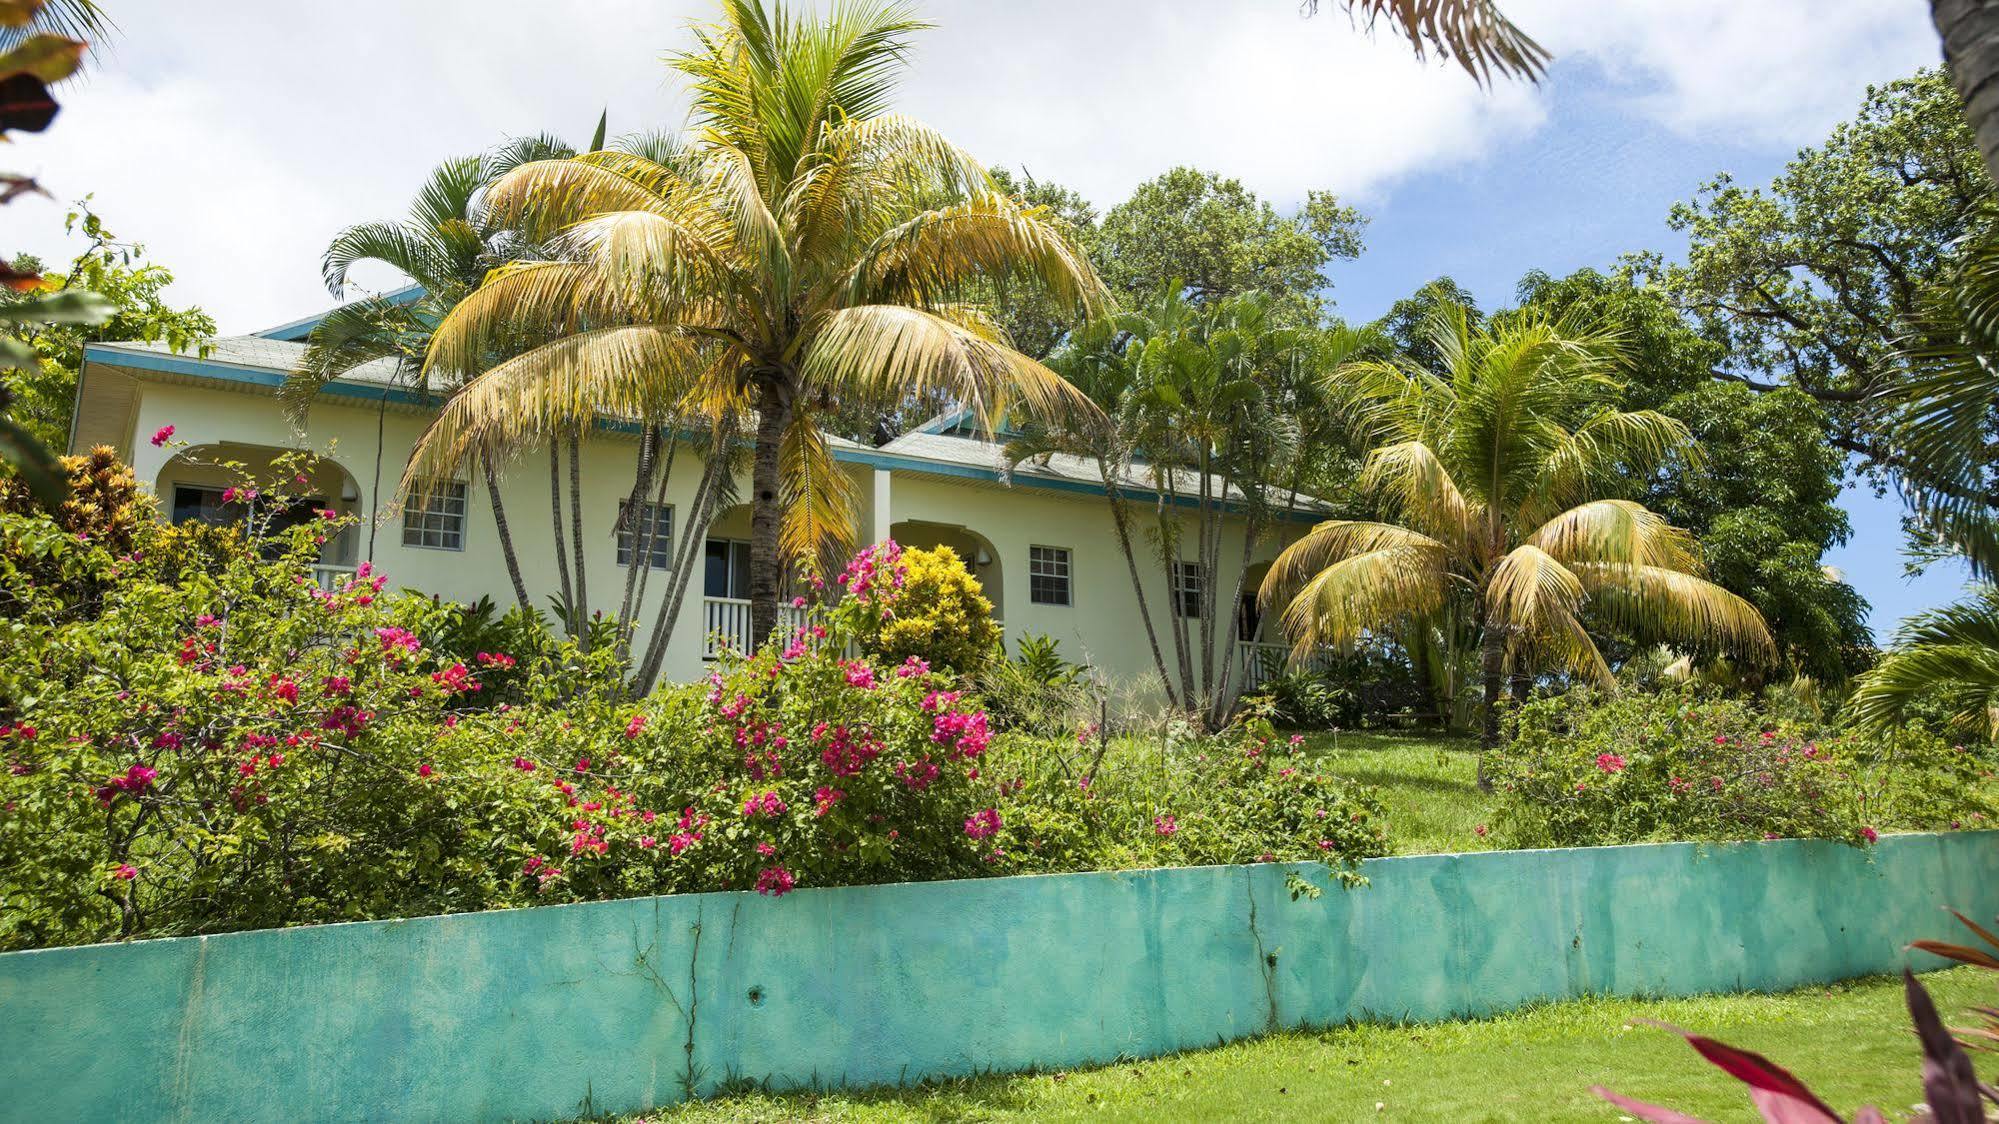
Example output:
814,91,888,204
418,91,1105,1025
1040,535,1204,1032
1235,641,1337,692
703,597,809,659
309,563,358,591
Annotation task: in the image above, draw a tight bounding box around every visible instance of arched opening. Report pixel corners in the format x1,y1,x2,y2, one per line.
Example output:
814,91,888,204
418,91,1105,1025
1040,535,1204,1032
155,442,361,585
888,519,1004,622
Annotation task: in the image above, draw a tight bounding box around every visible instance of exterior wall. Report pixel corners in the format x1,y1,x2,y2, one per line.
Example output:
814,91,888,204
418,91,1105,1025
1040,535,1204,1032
104,367,1303,691
1,831,1992,1122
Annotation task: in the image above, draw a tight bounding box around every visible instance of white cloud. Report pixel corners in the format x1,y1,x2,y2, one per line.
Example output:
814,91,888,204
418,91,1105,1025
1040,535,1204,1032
4,0,1944,332
1512,0,1940,143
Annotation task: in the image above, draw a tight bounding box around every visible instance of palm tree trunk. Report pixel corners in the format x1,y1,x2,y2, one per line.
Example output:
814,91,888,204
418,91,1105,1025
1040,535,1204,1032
748,379,794,651
1478,620,1506,790
614,424,663,659
549,442,575,633
1103,466,1180,710
1206,515,1261,729
1935,0,1999,186
636,446,730,689
482,453,532,613
567,428,589,651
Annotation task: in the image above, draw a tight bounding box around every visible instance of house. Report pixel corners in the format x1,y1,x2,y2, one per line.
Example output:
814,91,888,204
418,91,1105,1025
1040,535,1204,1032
70,296,1320,695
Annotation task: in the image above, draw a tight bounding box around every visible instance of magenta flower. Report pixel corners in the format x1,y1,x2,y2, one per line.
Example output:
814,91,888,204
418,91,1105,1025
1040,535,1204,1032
964,807,1002,840
417,763,432,778
842,660,877,690
1594,753,1626,774
1153,814,1178,837
755,866,796,896
1860,826,1879,844
625,713,647,739
112,863,138,881
149,424,175,447
742,791,788,818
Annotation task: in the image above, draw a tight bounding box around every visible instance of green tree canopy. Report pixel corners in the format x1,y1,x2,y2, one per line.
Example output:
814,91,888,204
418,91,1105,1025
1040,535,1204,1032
1095,167,1364,321
3,207,214,449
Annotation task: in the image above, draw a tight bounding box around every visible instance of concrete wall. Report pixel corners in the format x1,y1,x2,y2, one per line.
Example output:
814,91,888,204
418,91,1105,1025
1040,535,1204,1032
2,832,1993,1123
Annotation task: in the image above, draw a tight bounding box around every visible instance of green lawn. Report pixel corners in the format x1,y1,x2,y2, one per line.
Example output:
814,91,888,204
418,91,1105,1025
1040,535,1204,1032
597,968,1986,1123
1299,729,1501,855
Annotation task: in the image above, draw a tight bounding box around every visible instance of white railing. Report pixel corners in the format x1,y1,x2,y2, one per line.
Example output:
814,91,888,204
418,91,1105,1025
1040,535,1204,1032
310,563,358,590
1235,641,1338,692
703,597,808,659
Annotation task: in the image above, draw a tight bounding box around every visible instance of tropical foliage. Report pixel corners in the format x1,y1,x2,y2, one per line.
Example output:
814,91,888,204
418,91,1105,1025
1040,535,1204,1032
1261,301,1775,752
406,0,1104,653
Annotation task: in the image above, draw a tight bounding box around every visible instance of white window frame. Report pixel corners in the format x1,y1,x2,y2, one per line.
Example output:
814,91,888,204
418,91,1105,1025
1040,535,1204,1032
1028,545,1073,606
401,479,467,551
616,500,674,570
1171,560,1205,619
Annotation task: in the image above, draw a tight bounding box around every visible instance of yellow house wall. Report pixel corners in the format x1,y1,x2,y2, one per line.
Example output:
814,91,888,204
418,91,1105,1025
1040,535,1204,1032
112,369,1302,693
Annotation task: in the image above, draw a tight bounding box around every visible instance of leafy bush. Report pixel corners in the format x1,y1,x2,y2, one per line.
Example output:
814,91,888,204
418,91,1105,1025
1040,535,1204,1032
976,632,1093,735
1489,687,1996,848
0,444,145,555
844,541,1000,672
1255,666,1359,729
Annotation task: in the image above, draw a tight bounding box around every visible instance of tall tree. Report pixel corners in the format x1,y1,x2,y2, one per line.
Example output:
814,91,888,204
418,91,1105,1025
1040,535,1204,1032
1513,267,1872,681
1642,69,1991,494
409,0,1105,651
1261,301,1773,767
1095,167,1364,322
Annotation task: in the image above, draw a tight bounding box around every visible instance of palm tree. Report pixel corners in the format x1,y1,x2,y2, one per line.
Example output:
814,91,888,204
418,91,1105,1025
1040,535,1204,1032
1260,301,1773,765
1935,2,1999,186
1847,589,1999,739
282,145,583,614
409,0,1105,648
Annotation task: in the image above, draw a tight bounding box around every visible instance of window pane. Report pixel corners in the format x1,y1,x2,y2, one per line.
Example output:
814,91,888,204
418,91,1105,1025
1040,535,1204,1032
704,540,732,597
729,541,751,599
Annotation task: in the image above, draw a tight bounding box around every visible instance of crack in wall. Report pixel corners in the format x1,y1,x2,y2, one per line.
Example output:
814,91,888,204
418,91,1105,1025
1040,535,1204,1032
1244,870,1279,1034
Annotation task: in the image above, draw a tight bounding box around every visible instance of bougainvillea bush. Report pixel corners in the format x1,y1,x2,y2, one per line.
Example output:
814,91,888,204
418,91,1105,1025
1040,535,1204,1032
1488,687,1996,849
0,500,1395,950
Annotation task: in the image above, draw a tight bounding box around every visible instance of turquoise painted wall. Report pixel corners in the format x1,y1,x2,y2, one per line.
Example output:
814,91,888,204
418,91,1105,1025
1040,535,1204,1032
2,832,1994,1122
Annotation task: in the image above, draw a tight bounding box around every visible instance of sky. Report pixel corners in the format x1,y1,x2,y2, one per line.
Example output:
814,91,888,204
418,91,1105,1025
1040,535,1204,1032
6,0,1974,639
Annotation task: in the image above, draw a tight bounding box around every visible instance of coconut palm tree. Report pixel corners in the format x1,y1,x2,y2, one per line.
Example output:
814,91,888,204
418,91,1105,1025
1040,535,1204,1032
1260,301,1774,765
409,0,1105,648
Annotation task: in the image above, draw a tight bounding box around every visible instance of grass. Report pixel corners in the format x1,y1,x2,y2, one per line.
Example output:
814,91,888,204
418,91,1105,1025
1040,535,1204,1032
1300,729,1500,855
589,967,1988,1122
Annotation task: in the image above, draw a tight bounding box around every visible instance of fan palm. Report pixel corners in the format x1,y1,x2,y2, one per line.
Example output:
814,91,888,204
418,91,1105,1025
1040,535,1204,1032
1301,0,1547,85
408,0,1105,648
1847,589,1999,740
1260,301,1774,760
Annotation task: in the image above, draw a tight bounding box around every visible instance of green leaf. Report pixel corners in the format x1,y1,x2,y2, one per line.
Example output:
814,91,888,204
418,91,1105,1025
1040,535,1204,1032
0,287,112,325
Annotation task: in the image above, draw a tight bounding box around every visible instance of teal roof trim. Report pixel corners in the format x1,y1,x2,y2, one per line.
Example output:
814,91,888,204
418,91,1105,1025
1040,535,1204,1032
84,344,1319,522
254,284,427,342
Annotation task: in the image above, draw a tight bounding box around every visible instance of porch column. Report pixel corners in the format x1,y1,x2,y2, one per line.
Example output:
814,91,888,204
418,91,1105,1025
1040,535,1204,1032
868,467,892,545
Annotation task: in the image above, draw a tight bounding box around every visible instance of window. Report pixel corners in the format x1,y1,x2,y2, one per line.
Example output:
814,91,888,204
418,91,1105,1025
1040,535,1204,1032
1028,545,1072,606
704,539,751,599
170,485,244,527
401,480,467,550
1171,561,1205,619
616,501,674,570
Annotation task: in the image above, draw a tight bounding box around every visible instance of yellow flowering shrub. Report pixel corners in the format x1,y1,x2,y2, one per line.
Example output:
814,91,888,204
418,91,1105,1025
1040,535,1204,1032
848,542,1001,672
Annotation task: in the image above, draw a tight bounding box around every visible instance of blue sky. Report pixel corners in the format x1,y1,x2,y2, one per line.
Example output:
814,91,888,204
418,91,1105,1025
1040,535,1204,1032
9,0,1964,638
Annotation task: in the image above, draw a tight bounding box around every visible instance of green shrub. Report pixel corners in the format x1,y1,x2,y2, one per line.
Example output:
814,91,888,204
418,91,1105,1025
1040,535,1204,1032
1255,666,1358,729
976,632,1093,735
1488,687,1996,848
844,540,1000,672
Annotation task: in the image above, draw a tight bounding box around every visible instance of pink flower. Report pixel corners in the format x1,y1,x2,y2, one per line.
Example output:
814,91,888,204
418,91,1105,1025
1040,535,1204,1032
267,675,299,704
512,757,536,772
896,655,930,678
791,596,807,608
964,807,1002,840
1860,826,1880,844
1153,814,1178,837
112,863,138,881
742,791,788,818
1594,753,1626,775
149,424,175,447
625,713,647,739
755,841,776,856
417,763,433,778
814,786,845,815
1474,824,1488,838
842,661,877,690
755,866,796,896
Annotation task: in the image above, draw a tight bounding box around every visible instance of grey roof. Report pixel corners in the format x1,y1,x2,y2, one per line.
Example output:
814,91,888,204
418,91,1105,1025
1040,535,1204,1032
94,335,408,388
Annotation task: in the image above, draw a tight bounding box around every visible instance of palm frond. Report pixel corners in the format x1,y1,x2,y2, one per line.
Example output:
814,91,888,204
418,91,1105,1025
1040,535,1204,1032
778,413,859,563
1277,540,1452,654
1305,1,1549,86
1359,440,1478,553
322,221,447,298
1528,499,1700,570
1570,562,1775,662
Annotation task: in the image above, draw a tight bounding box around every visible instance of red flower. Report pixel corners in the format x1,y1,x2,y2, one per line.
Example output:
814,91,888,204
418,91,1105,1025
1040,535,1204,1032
112,863,138,881
1860,826,1879,844
150,425,175,447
